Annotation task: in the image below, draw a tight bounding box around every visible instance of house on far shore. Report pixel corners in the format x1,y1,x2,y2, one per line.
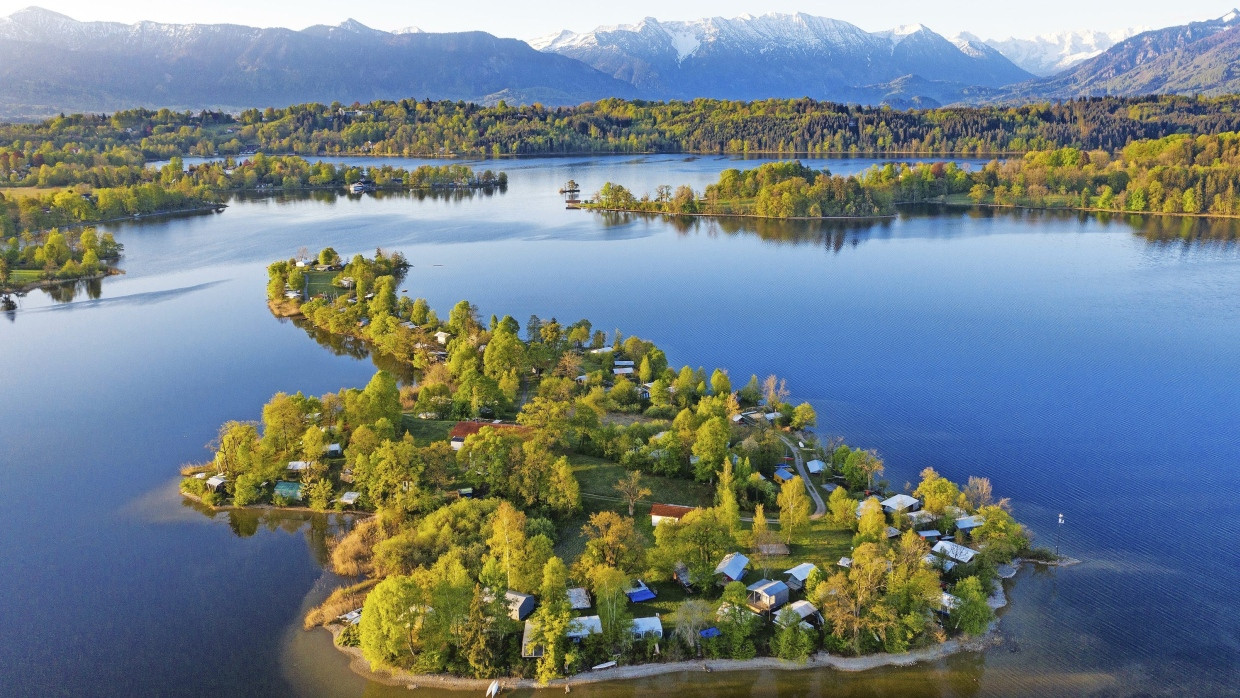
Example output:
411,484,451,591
932,540,978,565
274,481,303,501
630,616,663,639
783,562,818,591
651,503,699,527
505,591,536,621
205,474,227,492
956,515,985,535
746,579,789,613
339,491,361,508
806,459,826,475
567,587,592,610
715,552,749,583
881,494,921,514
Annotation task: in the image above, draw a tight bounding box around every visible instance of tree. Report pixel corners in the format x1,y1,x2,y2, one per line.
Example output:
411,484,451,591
751,503,774,549
914,467,962,515
613,470,651,516
963,476,993,511
772,607,814,661
842,449,884,491
692,416,730,482
717,581,758,659
673,599,714,654
545,456,581,516
716,458,739,530
534,557,572,684
790,402,817,430
486,501,527,590
855,497,887,545
828,485,859,530
710,369,731,396
762,374,789,410
776,476,811,543
949,576,993,636
579,511,646,576
359,575,423,667
590,565,633,651
462,584,498,678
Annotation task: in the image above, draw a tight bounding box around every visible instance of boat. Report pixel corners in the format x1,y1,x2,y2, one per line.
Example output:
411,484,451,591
485,680,500,697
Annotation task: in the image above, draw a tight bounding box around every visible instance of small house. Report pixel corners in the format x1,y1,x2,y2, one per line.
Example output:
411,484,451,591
932,540,979,565
434,330,451,345
613,367,634,376
614,360,635,368
918,529,942,542
521,619,544,658
885,526,901,539
326,443,343,457
567,587,592,610
746,579,789,613
566,615,603,641
907,510,937,526
806,459,826,474
774,468,796,484
938,592,961,615
651,503,698,527
783,562,817,591
778,599,822,628
205,475,227,492
881,494,921,514
339,491,361,507
837,557,852,569
630,616,663,639
588,347,614,354
450,436,465,451
856,496,880,518
955,515,985,534
505,591,536,621
287,461,311,473
273,481,303,501
715,552,749,583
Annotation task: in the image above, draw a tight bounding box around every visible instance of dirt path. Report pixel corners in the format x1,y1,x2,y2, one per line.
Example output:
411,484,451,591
774,431,826,519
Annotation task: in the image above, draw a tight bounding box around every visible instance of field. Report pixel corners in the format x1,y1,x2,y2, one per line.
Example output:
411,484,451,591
0,186,66,199
303,270,342,298
400,416,455,445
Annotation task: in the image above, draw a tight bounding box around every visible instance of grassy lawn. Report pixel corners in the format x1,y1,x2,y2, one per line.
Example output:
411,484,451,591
304,270,342,298
401,416,454,445
0,186,65,199
10,269,41,282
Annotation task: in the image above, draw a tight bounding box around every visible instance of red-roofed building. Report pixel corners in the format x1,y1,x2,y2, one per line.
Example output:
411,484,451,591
650,503,700,527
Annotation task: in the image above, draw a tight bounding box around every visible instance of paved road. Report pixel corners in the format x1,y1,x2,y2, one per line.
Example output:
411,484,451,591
774,431,826,520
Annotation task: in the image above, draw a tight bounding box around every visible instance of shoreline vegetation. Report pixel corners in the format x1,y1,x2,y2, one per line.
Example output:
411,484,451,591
577,133,1240,226
179,249,1054,690
0,159,504,298
6,95,1240,161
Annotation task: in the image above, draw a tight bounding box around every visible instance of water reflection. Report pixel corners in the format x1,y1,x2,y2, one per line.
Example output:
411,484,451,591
179,493,355,570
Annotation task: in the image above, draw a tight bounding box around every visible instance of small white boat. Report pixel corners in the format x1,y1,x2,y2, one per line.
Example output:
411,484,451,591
485,680,499,697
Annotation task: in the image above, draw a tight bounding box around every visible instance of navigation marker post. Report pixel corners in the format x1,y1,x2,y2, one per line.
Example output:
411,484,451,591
1056,513,1064,558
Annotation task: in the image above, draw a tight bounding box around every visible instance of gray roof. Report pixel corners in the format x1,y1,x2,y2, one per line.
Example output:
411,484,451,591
783,562,817,582
567,587,592,610
932,540,978,564
715,552,749,579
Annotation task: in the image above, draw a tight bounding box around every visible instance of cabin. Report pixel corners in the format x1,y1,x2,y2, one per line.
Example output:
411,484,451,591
286,460,311,473
567,587,592,611
806,459,826,474
932,540,979,565
613,367,634,376
650,503,699,527
856,496,881,517
630,616,663,639
881,494,921,514
589,347,614,354
204,475,227,492
566,615,603,641
625,579,657,603
746,579,789,613
715,553,749,583
505,591,536,621
783,562,817,591
273,481,303,501
434,330,451,345
955,515,985,535
907,510,937,527
778,599,822,628
613,360,635,368
938,592,962,615
837,557,852,569
450,436,465,451
325,443,343,458
283,290,302,300
886,526,901,539
774,468,796,484
339,491,361,507
917,529,942,543
521,620,544,658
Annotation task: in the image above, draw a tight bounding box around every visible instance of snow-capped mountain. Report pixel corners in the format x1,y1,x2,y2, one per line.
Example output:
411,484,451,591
532,13,1032,101
0,6,636,119
970,28,1145,76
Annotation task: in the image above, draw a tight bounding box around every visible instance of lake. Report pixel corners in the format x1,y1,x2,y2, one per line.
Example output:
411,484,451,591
1,154,1237,696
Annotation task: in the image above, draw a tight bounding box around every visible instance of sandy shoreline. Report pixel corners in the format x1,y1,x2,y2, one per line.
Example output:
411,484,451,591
321,564,1041,692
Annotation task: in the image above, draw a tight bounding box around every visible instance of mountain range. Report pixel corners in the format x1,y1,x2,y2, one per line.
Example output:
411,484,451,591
0,7,1239,120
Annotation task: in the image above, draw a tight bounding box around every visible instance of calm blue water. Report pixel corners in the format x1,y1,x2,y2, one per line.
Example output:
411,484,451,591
1,154,1238,696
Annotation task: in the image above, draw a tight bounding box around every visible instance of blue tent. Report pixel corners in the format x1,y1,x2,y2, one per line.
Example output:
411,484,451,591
626,588,657,603
700,627,721,639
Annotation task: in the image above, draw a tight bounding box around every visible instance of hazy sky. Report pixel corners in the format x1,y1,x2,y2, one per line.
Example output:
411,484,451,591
0,1,1233,40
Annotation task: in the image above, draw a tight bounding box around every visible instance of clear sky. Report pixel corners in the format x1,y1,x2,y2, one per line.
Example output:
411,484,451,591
0,1,1234,40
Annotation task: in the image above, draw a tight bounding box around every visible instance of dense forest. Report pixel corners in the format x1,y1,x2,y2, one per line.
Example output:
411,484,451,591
180,251,1041,684
6,95,1240,161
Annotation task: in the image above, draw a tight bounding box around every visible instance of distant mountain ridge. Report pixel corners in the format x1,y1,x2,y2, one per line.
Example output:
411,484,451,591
532,13,1033,102
1003,10,1240,99
963,28,1145,76
0,7,636,119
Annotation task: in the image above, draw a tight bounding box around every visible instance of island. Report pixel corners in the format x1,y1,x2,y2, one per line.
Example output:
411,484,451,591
1,226,122,303
179,249,1054,689
581,133,1240,225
